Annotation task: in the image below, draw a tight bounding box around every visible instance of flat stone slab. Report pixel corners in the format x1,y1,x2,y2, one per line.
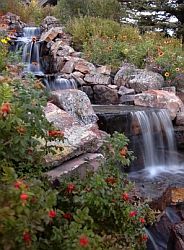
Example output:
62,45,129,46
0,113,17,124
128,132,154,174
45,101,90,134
46,153,104,180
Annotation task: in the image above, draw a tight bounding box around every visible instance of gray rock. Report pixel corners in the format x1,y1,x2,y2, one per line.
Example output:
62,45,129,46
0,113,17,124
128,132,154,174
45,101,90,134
127,69,165,93
114,63,164,93
84,73,111,85
96,65,111,75
44,103,103,167
41,16,61,31
46,153,104,180
134,90,184,120
118,86,135,95
114,63,137,87
61,60,75,74
50,89,98,125
74,59,96,74
93,85,119,105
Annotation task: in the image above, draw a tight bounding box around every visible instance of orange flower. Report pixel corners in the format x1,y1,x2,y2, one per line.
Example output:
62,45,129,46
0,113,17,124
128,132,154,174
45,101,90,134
16,126,26,135
164,72,170,77
105,176,116,185
48,130,64,137
158,51,164,57
0,102,11,114
119,146,128,157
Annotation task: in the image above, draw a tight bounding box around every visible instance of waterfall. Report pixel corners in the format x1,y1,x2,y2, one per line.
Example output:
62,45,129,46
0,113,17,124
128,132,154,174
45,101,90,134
16,27,43,75
44,75,77,91
130,109,178,176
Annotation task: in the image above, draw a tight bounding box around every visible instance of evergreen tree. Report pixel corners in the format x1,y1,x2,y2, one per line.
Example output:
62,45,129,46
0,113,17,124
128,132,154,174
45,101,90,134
119,0,184,42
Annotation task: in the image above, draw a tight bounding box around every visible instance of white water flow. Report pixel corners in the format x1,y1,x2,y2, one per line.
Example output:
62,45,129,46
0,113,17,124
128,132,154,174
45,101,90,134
131,109,179,176
18,27,43,75
44,76,77,91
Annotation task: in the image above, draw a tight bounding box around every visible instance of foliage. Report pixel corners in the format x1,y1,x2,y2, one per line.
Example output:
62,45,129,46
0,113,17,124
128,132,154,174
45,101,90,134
0,35,9,72
0,166,58,250
66,16,122,51
0,133,155,249
0,0,56,25
56,0,122,23
68,16,184,75
0,73,64,176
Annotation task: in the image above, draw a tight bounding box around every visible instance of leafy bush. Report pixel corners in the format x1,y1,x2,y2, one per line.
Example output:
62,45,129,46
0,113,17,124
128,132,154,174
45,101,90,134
67,16,122,51
56,0,122,23
0,35,9,72
0,133,155,250
0,73,64,176
83,37,125,70
0,0,56,25
68,16,184,74
0,166,58,250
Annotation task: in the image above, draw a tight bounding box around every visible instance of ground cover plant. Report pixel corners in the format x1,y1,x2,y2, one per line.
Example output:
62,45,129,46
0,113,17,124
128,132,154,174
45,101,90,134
66,16,184,79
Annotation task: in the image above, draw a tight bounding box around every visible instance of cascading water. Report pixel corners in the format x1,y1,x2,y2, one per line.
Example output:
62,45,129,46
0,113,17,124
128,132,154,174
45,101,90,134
130,109,179,177
16,27,43,75
43,75,77,91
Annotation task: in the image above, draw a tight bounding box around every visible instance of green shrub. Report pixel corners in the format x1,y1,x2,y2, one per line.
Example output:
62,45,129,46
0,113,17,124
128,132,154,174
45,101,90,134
56,0,122,23
0,133,155,250
83,37,125,70
0,36,9,72
0,73,64,176
0,0,56,25
66,16,122,51
0,166,58,250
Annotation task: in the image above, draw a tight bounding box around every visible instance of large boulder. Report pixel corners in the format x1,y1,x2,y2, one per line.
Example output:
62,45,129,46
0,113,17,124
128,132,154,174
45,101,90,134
40,27,65,42
0,12,26,32
84,73,111,85
50,89,98,124
44,103,102,167
114,63,164,93
134,90,184,119
41,16,61,31
74,59,96,74
93,85,119,104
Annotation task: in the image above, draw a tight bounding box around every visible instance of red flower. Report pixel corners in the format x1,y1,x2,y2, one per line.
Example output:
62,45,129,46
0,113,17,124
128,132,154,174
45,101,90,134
66,183,75,193
14,180,23,189
141,234,148,241
129,211,137,217
23,231,31,244
1,102,11,114
105,176,116,185
122,192,129,201
63,212,72,220
48,130,64,137
139,217,146,224
48,210,56,218
79,235,89,247
20,193,29,201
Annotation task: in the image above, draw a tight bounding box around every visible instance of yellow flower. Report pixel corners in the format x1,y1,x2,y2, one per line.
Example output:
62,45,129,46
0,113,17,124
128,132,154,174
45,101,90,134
175,68,180,72
0,39,7,44
6,37,11,41
164,72,170,77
